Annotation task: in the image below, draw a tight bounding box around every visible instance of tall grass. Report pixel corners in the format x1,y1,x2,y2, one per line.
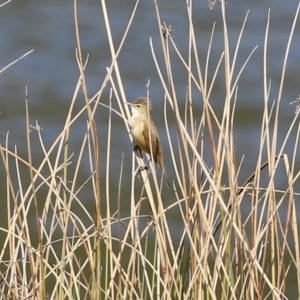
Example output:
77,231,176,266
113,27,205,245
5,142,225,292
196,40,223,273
1,0,300,299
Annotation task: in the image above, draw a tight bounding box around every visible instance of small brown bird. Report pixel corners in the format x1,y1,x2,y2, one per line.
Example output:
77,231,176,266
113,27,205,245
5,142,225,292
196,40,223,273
127,97,170,187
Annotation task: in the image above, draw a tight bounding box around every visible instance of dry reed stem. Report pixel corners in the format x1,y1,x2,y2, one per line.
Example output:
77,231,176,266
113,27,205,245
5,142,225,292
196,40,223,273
0,0,299,299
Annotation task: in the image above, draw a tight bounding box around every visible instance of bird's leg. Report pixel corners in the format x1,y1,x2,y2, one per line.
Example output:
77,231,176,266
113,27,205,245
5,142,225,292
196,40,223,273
134,159,152,181
133,145,143,159
144,158,152,170
133,145,148,172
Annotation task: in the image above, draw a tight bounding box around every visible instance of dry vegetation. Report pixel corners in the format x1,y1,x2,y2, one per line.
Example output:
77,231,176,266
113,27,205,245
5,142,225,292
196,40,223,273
1,0,300,299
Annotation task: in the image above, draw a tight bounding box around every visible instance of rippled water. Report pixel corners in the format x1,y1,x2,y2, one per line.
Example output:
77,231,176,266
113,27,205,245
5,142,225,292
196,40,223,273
0,0,299,277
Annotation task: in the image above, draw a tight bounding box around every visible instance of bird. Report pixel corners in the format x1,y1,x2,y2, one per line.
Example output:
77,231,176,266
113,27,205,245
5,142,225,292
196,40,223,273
127,97,170,187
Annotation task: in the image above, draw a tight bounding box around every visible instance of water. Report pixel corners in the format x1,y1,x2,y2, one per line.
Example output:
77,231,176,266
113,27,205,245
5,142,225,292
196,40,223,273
0,0,299,295
0,0,298,226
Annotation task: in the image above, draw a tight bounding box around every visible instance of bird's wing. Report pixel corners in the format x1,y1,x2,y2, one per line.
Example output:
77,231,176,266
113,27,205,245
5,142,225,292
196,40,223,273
143,120,160,164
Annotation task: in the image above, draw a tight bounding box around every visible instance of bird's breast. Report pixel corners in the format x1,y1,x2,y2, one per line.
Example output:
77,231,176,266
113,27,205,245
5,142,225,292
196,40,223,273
129,115,149,153
130,115,144,138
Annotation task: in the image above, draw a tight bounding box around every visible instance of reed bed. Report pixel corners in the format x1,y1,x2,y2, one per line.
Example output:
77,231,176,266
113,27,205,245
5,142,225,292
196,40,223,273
0,0,300,299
